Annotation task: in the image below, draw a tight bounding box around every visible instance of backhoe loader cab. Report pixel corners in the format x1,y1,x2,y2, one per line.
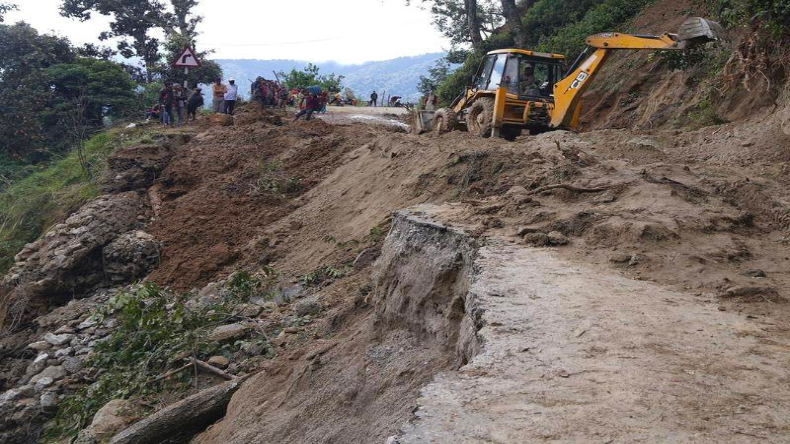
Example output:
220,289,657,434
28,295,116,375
414,17,721,139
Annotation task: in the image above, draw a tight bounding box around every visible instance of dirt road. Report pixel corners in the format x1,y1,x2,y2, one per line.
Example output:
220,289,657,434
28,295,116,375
397,206,790,443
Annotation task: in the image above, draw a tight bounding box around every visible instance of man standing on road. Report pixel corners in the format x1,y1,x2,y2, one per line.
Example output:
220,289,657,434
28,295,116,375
159,82,174,126
369,90,378,107
224,78,239,115
294,90,319,122
212,77,226,113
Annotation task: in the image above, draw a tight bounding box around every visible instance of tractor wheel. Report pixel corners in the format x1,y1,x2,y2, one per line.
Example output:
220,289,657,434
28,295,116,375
500,126,522,141
432,108,458,134
467,98,495,138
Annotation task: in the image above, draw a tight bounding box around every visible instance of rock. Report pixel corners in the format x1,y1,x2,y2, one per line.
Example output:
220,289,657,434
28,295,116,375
207,323,249,342
31,365,67,384
28,341,51,351
627,137,658,149
77,317,98,330
39,390,59,408
34,377,55,391
63,357,84,374
44,332,74,346
353,248,380,269
55,325,76,334
207,356,230,369
99,141,179,193
547,231,569,246
515,226,540,236
609,253,632,263
55,347,73,358
742,269,767,278
523,233,550,247
720,285,778,299
88,399,140,442
280,284,304,301
235,303,262,318
0,389,20,406
17,385,35,397
102,231,161,284
505,186,529,196
73,430,99,444
1,192,146,316
386,436,400,444
293,299,322,317
240,342,265,356
628,254,642,267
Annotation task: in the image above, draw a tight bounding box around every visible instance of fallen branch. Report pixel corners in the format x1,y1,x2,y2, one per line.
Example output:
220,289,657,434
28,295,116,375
150,361,194,384
110,377,248,444
527,183,616,195
192,357,236,380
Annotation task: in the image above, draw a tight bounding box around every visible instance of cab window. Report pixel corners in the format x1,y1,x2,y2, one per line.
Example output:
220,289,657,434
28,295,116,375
487,54,508,90
473,55,496,90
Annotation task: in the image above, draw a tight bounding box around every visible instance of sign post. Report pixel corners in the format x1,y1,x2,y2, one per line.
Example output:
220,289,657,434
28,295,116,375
172,46,201,89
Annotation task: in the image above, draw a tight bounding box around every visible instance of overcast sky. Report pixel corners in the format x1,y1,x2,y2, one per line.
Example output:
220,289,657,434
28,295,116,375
5,0,450,65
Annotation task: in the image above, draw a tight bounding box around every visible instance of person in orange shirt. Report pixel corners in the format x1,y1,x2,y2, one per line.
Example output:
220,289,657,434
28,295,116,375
211,78,227,113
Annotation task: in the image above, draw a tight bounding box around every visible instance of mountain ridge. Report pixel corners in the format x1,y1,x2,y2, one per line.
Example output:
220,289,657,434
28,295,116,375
216,52,446,102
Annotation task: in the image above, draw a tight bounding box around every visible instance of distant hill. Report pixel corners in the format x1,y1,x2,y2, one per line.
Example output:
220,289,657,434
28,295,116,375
215,53,446,102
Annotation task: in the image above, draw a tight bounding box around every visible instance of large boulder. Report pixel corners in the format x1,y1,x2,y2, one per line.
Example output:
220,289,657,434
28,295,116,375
100,143,177,194
88,399,140,443
102,231,161,284
1,192,148,324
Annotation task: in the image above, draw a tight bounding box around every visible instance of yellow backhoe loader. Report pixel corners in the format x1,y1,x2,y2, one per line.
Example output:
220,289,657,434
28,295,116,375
413,17,722,138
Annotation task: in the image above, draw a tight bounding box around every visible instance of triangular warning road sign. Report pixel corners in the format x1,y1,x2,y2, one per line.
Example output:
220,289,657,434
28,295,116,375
173,46,201,68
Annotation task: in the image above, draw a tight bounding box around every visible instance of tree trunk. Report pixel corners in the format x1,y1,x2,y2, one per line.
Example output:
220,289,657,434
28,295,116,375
502,0,527,48
465,0,484,45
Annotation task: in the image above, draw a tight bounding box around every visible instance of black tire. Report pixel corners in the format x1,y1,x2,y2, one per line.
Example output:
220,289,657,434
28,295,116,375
432,108,458,134
500,126,522,141
467,97,495,138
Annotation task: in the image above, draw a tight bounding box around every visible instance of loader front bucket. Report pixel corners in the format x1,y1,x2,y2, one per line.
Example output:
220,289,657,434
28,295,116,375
678,17,723,44
412,110,436,135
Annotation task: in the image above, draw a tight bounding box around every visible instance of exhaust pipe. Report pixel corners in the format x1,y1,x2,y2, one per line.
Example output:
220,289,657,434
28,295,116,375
678,17,724,44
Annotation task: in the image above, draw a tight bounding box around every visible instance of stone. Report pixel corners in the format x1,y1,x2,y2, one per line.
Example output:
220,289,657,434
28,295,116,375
88,399,140,442
39,390,59,408
235,303,262,318
628,254,642,267
293,299,322,317
55,347,73,358
1,192,147,311
207,323,249,342
28,341,51,351
609,253,632,263
353,248,380,269
44,332,73,346
240,342,265,356
55,325,75,334
207,356,230,369
77,317,98,330
63,357,84,374
523,233,550,247
0,389,20,406
34,377,55,391
742,268,767,278
547,231,569,246
102,231,161,284
31,365,67,384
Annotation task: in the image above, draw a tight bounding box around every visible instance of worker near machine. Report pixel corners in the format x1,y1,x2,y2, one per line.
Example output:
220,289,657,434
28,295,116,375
186,88,203,122
294,89,319,121
212,78,226,113
520,64,536,95
224,78,239,115
369,90,378,107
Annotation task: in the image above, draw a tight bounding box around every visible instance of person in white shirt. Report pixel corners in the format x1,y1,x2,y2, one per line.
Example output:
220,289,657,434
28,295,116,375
223,78,239,115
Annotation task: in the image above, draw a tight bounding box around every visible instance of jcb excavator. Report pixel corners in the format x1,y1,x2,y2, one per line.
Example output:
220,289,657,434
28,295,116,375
413,17,721,138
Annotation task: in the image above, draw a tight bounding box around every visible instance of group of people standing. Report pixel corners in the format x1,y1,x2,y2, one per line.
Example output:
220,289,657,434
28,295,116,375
251,77,289,109
211,77,240,115
152,82,205,126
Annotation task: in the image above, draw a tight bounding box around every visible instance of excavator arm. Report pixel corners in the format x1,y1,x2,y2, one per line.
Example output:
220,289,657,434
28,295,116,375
550,17,721,129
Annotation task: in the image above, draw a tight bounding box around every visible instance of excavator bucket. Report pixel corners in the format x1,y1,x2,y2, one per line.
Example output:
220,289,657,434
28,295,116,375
412,110,435,134
678,17,723,44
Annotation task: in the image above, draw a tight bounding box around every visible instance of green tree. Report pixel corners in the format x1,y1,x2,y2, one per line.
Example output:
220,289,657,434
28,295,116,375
408,0,502,45
277,63,345,92
0,22,75,158
60,0,168,82
153,33,223,87
0,2,16,22
418,58,452,95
